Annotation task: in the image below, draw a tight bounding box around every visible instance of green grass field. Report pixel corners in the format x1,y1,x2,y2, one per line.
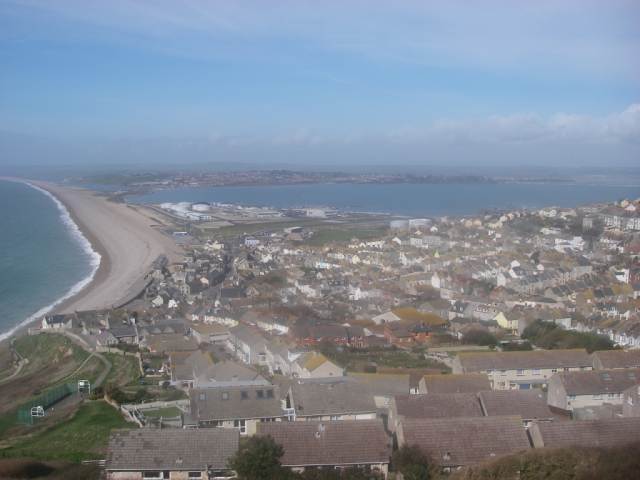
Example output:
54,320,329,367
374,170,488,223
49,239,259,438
0,401,133,462
102,352,140,387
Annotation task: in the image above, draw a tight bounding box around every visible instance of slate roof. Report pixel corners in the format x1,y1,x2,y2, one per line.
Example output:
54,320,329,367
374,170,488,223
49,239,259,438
349,373,411,396
190,385,283,421
257,420,391,467
106,428,238,471
592,350,640,369
195,361,268,385
457,349,591,372
290,379,377,417
420,373,491,394
478,390,553,420
399,416,530,467
530,417,640,449
554,368,640,395
394,393,483,419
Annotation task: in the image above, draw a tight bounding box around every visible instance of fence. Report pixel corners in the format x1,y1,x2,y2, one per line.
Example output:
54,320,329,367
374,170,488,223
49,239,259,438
17,382,75,425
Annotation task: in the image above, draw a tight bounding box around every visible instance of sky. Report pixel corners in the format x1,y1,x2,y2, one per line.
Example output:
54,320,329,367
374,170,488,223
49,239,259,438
0,0,639,170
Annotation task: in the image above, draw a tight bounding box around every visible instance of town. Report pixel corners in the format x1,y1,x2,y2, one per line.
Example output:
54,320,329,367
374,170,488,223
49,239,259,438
1,196,640,479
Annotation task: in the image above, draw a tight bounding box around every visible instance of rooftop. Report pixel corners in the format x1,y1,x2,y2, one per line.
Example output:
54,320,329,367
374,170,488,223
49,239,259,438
257,420,391,467
106,428,239,471
420,373,491,394
190,385,283,421
553,368,640,395
394,393,484,419
478,390,553,420
530,417,640,449
457,349,592,372
398,416,530,467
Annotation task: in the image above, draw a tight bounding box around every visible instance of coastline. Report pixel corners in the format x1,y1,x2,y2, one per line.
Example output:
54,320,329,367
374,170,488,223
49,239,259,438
0,179,102,342
0,178,181,342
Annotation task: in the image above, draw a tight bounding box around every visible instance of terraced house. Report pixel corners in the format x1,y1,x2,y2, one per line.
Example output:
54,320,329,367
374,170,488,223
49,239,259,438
453,349,593,390
547,368,640,412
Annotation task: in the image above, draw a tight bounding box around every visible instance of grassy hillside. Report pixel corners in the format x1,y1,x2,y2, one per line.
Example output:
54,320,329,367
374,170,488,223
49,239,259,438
0,400,132,462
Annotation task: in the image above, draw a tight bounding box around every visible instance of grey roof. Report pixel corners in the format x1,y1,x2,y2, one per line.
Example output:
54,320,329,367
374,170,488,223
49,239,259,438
108,325,137,338
421,374,491,394
457,349,591,372
190,385,283,421
554,369,640,395
106,429,238,471
195,361,268,385
290,379,377,417
348,373,411,397
530,417,640,449
394,393,483,419
592,350,640,369
478,390,553,420
257,420,391,467
399,416,530,467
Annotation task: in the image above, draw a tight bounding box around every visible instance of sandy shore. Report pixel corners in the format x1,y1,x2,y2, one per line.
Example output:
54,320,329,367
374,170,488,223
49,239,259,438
31,181,182,314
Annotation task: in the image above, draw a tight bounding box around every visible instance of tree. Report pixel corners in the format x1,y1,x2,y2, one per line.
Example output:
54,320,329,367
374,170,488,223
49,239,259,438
392,445,432,480
462,329,498,347
228,436,289,480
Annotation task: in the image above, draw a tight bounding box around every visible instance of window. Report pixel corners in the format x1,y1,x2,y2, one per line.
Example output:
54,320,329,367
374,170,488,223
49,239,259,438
234,419,247,434
330,415,340,420
516,369,525,376
532,369,541,375
266,389,274,398
221,391,229,401
257,389,264,399
241,391,249,400
188,473,202,480
199,393,206,401
143,473,163,480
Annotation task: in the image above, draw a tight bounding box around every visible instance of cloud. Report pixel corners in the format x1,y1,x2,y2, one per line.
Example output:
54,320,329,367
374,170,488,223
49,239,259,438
386,104,640,146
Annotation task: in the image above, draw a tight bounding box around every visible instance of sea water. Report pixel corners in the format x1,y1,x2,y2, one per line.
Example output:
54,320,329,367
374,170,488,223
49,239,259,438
0,180,100,340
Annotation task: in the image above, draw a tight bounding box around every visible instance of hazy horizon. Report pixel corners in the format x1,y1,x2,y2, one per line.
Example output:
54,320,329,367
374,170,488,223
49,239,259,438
1,1,639,169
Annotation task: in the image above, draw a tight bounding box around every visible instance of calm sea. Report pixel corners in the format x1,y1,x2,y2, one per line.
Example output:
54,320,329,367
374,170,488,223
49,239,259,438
0,180,99,340
129,182,640,217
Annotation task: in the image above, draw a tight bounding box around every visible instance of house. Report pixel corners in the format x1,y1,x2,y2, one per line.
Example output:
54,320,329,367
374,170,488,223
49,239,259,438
108,325,138,344
389,393,483,432
418,373,491,394
623,384,640,417
478,390,554,426
41,314,73,330
529,417,640,449
546,368,640,412
592,350,640,370
171,350,215,389
397,416,530,470
187,385,285,435
193,361,270,389
453,349,593,390
257,420,391,478
293,352,344,378
226,325,267,366
171,352,269,390
348,373,411,409
105,428,238,480
287,378,377,422
191,323,230,345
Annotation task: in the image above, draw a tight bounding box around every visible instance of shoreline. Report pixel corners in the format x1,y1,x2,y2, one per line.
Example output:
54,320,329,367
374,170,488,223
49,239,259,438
0,178,181,343
0,180,103,342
